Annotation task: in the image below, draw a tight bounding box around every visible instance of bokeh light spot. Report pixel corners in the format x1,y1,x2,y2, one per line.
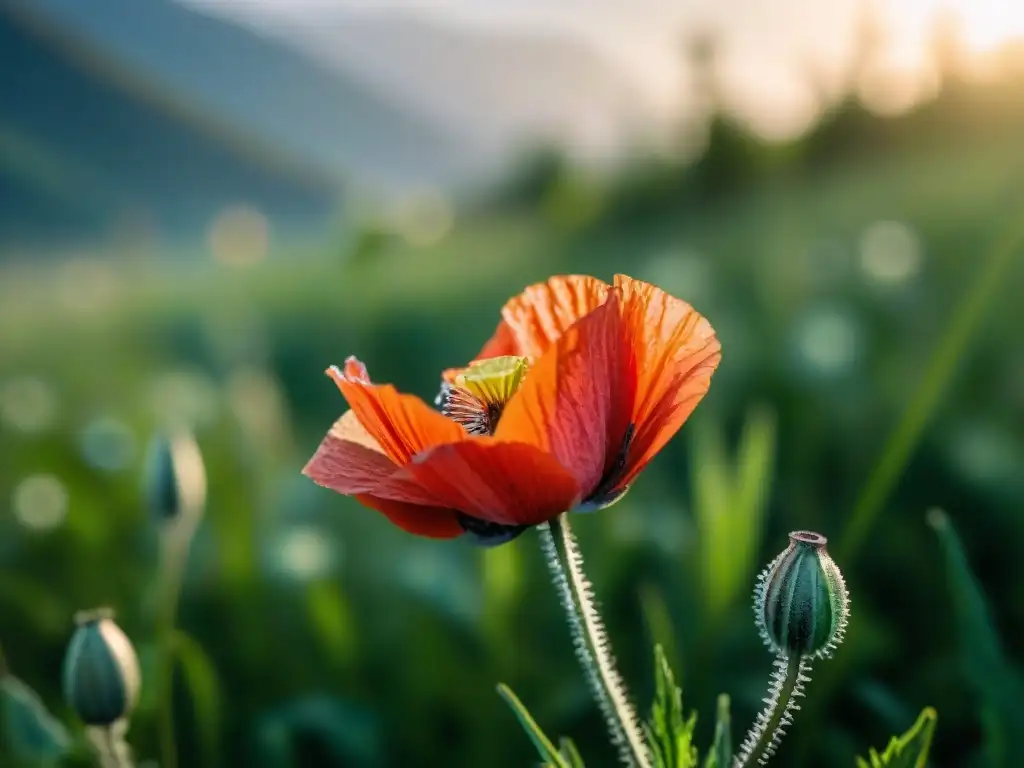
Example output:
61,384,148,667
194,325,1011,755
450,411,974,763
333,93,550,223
13,474,69,532
0,376,58,433
208,205,270,267
79,416,137,472
272,526,336,581
793,307,861,376
859,220,923,286
148,370,221,430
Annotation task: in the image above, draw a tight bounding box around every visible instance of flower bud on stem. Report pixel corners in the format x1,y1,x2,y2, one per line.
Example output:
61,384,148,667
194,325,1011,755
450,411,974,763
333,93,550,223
734,531,850,767
145,428,206,768
63,609,140,768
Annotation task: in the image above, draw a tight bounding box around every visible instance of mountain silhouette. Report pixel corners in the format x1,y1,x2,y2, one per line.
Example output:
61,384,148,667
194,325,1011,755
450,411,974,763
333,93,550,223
0,0,468,249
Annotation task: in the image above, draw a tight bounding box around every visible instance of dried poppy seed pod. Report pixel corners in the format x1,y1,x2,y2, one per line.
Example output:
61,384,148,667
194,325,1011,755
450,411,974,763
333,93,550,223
144,429,206,526
62,608,141,726
754,531,849,659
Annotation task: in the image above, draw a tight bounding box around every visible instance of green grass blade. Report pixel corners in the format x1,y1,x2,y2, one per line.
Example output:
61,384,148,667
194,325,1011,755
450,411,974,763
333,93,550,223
691,408,775,625
559,737,587,767
704,694,732,768
928,509,1024,767
173,630,223,768
496,683,568,768
839,218,1024,563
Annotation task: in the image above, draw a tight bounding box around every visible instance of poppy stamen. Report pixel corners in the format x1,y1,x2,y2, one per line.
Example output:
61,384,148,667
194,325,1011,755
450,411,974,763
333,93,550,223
439,355,529,436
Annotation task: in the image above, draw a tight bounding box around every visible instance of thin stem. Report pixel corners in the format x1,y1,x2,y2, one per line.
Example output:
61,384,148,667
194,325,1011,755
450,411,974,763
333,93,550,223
87,722,136,768
537,522,627,759
155,530,190,768
734,655,811,767
550,514,651,768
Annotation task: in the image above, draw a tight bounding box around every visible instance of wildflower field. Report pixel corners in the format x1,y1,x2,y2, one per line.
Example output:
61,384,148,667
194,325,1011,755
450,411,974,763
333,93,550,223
2,84,1024,768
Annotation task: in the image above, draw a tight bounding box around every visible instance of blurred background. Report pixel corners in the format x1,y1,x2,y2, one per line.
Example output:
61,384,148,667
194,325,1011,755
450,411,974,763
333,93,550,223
1,0,1023,765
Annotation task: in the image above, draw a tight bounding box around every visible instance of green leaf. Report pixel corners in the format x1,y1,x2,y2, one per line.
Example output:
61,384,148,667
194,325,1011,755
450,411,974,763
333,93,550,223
928,508,1024,767
172,631,223,768
704,694,732,768
838,213,1024,564
638,583,678,682
558,737,586,767
305,580,357,669
645,644,698,768
0,674,72,764
855,707,937,768
496,683,568,768
691,408,775,625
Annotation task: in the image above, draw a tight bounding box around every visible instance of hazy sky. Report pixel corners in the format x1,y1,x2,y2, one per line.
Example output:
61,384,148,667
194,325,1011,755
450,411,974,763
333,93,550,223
184,0,1024,139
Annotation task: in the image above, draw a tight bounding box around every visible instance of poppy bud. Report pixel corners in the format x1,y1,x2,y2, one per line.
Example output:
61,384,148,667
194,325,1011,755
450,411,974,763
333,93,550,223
62,608,141,726
753,531,849,659
144,429,206,526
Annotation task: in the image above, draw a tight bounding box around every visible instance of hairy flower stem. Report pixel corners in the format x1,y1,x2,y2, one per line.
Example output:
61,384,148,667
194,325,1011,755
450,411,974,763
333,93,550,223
537,522,624,755
735,655,810,767
540,515,651,768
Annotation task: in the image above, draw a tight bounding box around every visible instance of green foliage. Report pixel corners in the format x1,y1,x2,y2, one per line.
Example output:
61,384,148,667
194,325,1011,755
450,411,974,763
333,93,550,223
690,408,776,626
644,645,698,768
855,707,937,768
928,509,1024,768
0,674,72,765
557,738,587,768
496,683,569,768
837,214,1024,564
502,647,731,768
172,630,223,768
704,695,732,768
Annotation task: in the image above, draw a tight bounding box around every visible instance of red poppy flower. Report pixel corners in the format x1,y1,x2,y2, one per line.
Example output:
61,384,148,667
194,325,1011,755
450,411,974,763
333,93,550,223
303,274,721,545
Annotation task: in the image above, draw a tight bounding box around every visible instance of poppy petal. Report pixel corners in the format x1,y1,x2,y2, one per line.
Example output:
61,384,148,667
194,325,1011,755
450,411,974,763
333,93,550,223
495,292,634,496
302,412,441,506
302,411,395,493
303,412,463,537
354,494,464,539
613,274,721,486
404,440,581,527
499,275,611,358
443,276,609,383
328,357,467,465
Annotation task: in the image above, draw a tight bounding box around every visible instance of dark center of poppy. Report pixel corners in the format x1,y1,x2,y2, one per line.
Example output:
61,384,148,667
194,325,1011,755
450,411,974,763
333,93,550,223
455,512,529,546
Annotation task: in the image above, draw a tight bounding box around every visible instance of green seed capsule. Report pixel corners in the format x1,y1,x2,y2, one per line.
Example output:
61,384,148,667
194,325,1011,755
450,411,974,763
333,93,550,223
754,531,849,659
144,429,206,525
62,608,141,726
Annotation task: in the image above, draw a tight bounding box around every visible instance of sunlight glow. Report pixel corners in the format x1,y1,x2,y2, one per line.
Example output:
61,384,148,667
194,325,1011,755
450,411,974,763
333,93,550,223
940,0,1024,53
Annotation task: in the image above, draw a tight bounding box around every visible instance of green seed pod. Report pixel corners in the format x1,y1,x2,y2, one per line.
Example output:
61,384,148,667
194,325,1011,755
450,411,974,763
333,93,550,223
144,429,206,526
753,531,850,659
62,608,141,726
